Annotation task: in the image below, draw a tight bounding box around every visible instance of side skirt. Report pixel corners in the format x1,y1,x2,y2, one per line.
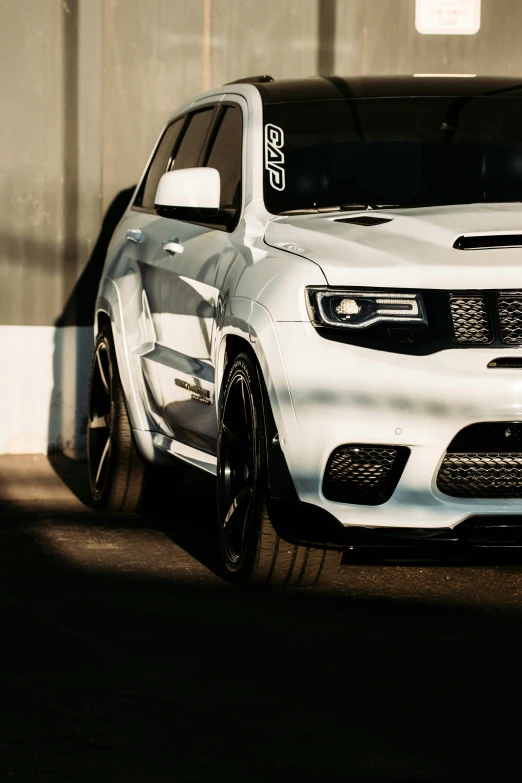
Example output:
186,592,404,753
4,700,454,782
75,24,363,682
153,432,217,475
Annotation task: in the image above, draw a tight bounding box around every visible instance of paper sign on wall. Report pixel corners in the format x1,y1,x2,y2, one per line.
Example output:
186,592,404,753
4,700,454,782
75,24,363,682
415,0,481,35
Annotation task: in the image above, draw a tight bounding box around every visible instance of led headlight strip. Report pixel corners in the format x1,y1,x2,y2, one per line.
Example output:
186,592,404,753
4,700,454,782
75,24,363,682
307,288,428,329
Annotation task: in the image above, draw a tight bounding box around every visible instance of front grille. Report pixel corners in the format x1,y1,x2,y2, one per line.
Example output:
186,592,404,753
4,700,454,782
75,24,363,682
498,296,522,343
438,452,522,498
449,297,492,343
323,445,409,505
448,292,522,347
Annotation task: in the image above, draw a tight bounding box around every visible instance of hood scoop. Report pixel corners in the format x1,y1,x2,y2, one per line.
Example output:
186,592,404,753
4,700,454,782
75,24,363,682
335,215,393,227
454,234,522,251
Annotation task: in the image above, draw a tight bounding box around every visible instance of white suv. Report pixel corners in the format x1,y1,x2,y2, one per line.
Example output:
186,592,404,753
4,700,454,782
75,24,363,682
88,75,522,586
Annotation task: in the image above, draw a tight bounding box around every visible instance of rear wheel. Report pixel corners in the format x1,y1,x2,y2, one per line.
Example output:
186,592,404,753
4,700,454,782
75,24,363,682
217,352,342,587
87,325,146,511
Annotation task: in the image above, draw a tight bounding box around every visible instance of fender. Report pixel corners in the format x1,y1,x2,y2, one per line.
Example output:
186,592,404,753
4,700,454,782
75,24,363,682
95,277,150,433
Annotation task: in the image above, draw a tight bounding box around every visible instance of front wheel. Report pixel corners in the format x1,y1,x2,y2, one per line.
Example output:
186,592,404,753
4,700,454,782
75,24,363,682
217,352,342,587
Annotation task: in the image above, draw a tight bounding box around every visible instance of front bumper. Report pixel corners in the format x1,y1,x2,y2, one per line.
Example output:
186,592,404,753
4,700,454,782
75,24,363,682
273,322,522,529
268,500,522,549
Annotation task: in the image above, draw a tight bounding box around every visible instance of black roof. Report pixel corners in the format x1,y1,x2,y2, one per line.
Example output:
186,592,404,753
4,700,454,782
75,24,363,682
244,75,522,103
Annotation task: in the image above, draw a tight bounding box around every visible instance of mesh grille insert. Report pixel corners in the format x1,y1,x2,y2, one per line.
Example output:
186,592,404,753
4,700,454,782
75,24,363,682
498,296,522,343
437,452,522,498
449,297,492,343
323,444,409,505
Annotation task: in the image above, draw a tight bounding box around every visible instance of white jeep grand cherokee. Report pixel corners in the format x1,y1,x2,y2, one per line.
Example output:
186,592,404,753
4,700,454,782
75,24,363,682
89,74,522,586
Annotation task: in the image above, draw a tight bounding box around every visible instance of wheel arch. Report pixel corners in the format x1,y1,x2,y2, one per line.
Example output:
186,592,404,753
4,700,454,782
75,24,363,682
93,283,148,434
217,301,298,438
216,302,300,503
95,309,111,337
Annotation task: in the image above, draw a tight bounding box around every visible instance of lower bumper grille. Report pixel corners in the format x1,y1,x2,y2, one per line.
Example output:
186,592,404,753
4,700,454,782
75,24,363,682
437,452,522,498
323,445,410,505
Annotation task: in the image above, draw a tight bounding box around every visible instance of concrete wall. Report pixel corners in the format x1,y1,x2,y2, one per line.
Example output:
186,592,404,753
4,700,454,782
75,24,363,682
1,0,522,454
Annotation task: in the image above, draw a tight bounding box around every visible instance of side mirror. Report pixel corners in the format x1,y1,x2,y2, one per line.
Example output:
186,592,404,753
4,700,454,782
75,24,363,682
154,167,221,210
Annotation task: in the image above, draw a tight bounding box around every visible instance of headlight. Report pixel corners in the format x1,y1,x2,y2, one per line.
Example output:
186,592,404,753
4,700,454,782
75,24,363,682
307,287,428,329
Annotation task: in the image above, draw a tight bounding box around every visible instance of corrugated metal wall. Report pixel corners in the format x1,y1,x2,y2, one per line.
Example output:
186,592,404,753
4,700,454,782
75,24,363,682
0,1,66,326
1,0,522,327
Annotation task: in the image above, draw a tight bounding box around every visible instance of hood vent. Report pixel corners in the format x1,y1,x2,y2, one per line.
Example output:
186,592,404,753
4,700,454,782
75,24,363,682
336,215,393,227
454,234,522,251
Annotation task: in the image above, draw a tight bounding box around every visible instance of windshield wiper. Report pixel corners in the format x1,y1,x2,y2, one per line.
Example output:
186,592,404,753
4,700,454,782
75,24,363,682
338,204,373,211
279,206,343,215
278,204,401,216
339,204,401,211
280,204,376,215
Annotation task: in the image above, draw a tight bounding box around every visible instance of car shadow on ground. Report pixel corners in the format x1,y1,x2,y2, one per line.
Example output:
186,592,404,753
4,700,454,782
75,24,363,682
47,451,224,577
2,456,522,781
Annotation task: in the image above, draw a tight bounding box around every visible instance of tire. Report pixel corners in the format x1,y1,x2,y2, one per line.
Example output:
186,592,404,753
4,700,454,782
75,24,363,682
87,325,146,511
217,352,342,587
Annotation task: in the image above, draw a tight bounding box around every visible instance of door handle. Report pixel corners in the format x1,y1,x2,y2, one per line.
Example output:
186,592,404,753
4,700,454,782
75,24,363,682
162,240,184,255
126,228,144,243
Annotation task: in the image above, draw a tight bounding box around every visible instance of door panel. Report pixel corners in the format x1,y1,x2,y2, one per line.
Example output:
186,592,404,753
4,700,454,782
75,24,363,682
139,215,228,453
114,212,165,431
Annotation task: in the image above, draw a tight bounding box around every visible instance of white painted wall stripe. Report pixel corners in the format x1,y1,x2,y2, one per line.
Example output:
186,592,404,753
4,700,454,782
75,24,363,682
0,326,93,456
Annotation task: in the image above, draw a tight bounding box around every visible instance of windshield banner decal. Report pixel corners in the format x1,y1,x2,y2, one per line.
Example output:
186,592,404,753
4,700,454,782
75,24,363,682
265,124,285,191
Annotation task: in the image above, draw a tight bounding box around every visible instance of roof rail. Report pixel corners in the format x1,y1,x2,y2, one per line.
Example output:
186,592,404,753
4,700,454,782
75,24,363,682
225,75,274,85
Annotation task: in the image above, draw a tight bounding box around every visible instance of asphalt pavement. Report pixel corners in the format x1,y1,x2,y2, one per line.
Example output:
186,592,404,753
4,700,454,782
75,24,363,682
1,454,522,782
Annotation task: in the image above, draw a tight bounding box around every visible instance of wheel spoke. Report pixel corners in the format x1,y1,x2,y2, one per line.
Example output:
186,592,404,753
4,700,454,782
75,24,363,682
88,414,109,430
97,348,110,394
237,484,254,552
223,484,253,530
95,435,111,486
222,422,246,454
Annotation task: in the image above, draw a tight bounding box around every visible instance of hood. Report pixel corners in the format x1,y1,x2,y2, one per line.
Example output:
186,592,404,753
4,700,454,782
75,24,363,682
264,203,522,289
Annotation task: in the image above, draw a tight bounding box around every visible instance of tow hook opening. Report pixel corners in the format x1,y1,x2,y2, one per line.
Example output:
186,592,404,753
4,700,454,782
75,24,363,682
487,357,522,368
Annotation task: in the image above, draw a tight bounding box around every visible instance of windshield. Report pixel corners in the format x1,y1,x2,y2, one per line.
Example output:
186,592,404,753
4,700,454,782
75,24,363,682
263,96,522,214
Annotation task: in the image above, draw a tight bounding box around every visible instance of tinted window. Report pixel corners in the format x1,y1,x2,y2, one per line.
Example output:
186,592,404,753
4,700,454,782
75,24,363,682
137,118,184,210
173,108,214,170
263,97,522,213
205,106,243,208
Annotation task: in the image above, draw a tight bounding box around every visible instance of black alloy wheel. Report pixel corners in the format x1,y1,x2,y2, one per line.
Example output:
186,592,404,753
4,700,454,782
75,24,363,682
217,352,342,587
88,339,112,494
219,360,257,566
87,325,146,511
